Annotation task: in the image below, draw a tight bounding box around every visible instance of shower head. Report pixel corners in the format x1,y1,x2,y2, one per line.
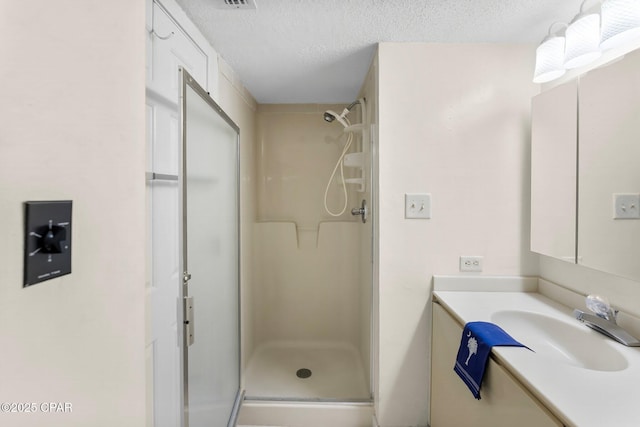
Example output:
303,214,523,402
323,109,349,128
323,111,337,123
323,99,363,127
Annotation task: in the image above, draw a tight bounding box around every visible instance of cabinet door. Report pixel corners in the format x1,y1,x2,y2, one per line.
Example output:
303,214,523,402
530,80,578,263
578,49,640,281
148,2,208,102
430,303,562,427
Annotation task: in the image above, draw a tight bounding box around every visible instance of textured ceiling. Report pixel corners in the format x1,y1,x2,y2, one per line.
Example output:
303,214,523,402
174,0,584,104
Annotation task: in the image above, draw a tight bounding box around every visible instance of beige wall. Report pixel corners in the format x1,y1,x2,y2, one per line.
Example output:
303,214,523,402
0,1,146,427
376,43,538,426
255,104,360,225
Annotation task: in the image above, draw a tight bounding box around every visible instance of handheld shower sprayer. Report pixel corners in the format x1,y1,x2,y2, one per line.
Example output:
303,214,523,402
323,110,349,128
323,100,361,128
322,98,365,217
323,111,337,122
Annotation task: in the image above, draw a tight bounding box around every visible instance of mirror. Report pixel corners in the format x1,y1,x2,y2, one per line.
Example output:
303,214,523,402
578,50,640,281
531,48,640,281
530,80,578,263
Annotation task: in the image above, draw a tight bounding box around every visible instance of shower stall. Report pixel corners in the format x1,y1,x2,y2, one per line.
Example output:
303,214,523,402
243,99,374,404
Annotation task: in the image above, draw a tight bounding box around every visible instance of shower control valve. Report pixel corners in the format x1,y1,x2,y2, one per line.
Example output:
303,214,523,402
351,199,368,223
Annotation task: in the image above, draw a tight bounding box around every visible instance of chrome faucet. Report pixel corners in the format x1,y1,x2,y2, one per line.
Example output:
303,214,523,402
573,295,640,347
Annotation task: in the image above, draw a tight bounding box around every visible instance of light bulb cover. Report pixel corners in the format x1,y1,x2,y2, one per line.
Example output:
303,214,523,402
601,0,640,49
565,12,603,69
533,35,567,83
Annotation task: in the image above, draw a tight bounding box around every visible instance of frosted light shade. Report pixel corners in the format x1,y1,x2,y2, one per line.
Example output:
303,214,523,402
601,0,640,49
565,13,603,69
533,36,567,83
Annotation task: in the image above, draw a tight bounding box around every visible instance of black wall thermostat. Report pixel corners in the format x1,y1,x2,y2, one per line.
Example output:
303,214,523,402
24,201,72,287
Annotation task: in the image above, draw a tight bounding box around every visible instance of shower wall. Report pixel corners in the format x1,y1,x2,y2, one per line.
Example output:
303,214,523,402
251,104,371,385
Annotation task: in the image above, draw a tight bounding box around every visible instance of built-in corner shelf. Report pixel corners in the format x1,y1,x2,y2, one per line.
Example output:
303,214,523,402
344,152,365,192
344,152,365,168
342,122,366,192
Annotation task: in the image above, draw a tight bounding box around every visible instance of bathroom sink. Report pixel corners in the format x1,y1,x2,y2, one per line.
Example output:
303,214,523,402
491,310,628,372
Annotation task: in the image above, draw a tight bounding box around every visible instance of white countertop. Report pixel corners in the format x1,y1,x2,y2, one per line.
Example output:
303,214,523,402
433,289,640,427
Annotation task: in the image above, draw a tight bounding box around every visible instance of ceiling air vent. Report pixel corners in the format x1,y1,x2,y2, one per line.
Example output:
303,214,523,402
221,0,257,9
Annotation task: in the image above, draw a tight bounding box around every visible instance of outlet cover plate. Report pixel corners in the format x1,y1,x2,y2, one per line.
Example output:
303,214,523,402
460,256,483,272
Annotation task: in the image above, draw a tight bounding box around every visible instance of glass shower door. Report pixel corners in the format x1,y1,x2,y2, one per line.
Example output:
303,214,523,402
179,69,242,427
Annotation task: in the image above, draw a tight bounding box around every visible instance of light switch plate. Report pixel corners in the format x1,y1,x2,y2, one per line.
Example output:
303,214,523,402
613,193,640,219
405,193,431,219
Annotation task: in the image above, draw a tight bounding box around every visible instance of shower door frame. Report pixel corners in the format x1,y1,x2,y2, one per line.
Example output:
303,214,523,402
178,67,243,427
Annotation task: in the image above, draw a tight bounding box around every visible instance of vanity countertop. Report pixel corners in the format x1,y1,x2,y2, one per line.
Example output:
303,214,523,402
433,284,640,427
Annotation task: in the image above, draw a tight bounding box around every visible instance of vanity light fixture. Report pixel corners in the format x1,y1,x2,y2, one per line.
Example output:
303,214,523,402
565,0,603,69
534,0,640,83
600,0,640,49
533,23,569,83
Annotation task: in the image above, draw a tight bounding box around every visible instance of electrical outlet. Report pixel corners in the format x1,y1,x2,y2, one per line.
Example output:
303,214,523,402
460,256,483,272
405,193,431,219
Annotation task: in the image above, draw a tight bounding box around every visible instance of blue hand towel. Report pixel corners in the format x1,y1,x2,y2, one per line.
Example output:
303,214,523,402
453,321,529,399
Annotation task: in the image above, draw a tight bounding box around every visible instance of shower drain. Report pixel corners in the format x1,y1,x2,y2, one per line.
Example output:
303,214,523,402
296,368,312,379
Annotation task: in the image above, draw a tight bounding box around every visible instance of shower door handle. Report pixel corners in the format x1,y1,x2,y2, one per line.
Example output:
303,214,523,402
351,199,368,223
184,296,194,346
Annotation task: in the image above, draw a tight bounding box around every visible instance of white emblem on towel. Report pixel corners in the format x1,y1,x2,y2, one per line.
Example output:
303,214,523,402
465,336,478,365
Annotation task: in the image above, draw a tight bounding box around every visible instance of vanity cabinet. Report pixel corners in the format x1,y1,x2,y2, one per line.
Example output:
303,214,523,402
430,302,563,427
530,80,578,263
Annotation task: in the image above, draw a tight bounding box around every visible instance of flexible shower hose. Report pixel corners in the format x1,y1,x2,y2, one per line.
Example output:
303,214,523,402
323,118,353,216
